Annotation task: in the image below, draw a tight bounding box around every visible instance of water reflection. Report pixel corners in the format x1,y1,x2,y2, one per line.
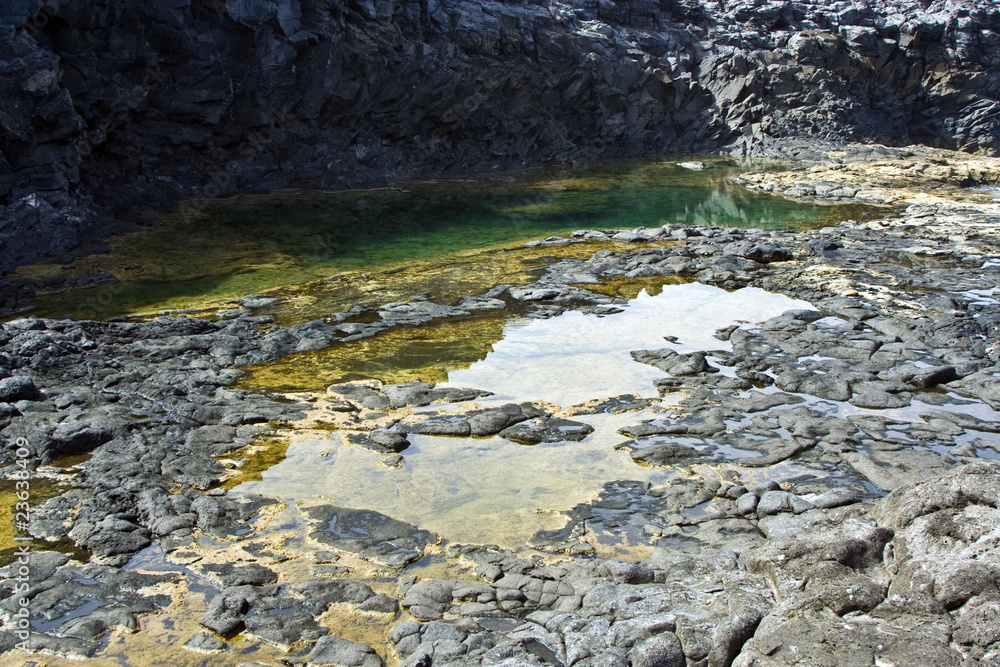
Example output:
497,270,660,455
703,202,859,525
448,283,811,406
235,284,811,547
19,160,877,320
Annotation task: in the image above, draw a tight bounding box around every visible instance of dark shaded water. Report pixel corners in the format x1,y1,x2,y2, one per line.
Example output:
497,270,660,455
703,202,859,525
20,159,879,320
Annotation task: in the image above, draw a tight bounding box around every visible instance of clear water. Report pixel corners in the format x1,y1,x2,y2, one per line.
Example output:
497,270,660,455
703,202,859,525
18,159,879,320
448,284,811,406
234,284,813,548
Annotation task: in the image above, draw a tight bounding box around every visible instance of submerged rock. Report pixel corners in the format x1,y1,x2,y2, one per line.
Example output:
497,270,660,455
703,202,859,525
305,505,439,567
183,631,227,654
398,402,546,439
329,380,492,411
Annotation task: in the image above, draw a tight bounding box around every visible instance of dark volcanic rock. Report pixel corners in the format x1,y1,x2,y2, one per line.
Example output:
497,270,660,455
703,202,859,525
0,376,39,402
200,563,278,588
308,636,383,667
398,402,543,438
183,631,226,654
2,0,1000,307
498,416,594,445
200,591,250,638
723,240,794,263
0,314,303,570
0,554,174,648
305,505,439,567
631,349,717,376
618,441,704,467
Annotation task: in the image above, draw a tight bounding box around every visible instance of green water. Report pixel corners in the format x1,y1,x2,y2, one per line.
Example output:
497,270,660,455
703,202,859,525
22,159,881,320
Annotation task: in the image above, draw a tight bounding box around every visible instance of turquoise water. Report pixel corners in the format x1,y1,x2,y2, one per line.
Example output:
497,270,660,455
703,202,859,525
23,159,880,320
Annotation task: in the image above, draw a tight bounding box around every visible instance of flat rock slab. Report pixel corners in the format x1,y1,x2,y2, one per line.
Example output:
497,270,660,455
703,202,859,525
305,506,439,568
199,563,277,587
236,295,280,308
498,416,594,445
721,391,804,413
631,349,715,375
183,630,226,654
566,394,660,415
723,240,793,263
398,402,544,438
308,635,383,667
841,450,955,492
380,380,492,408
343,429,410,454
328,379,492,411
615,440,709,467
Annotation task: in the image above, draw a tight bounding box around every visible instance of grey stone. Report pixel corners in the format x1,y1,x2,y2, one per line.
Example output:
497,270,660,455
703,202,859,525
200,563,277,587
812,488,862,509
498,417,594,445
631,349,714,376
631,632,685,667
305,505,438,568
183,630,227,654
707,608,763,667
200,594,249,638
236,295,280,308
307,635,383,667
736,492,759,515
757,491,792,516
0,376,39,402
357,593,399,615
369,429,409,452
788,495,816,514
722,241,793,263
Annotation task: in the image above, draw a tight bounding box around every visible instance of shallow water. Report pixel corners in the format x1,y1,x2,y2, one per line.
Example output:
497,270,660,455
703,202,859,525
8,161,998,666
235,284,812,548
448,284,811,406
17,159,877,320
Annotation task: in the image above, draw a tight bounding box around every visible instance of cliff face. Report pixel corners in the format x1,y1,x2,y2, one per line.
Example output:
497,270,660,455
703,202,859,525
1,0,999,310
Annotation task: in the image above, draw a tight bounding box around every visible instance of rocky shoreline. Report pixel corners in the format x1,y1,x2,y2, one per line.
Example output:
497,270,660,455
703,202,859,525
0,145,998,665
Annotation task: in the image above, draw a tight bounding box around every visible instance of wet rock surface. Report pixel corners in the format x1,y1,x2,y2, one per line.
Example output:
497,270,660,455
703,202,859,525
305,505,439,568
0,553,174,659
1,147,1000,664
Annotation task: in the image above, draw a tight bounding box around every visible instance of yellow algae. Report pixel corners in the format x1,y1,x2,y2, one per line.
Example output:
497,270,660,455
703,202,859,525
253,238,628,327
235,247,741,398
45,452,93,470
216,438,292,490
0,477,73,567
66,508,407,667
13,156,874,322
577,274,690,300
315,603,400,663
234,420,671,550
92,579,293,667
238,313,510,393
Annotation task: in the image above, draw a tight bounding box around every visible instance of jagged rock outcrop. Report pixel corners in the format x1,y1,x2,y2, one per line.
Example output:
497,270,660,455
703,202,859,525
2,0,999,310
